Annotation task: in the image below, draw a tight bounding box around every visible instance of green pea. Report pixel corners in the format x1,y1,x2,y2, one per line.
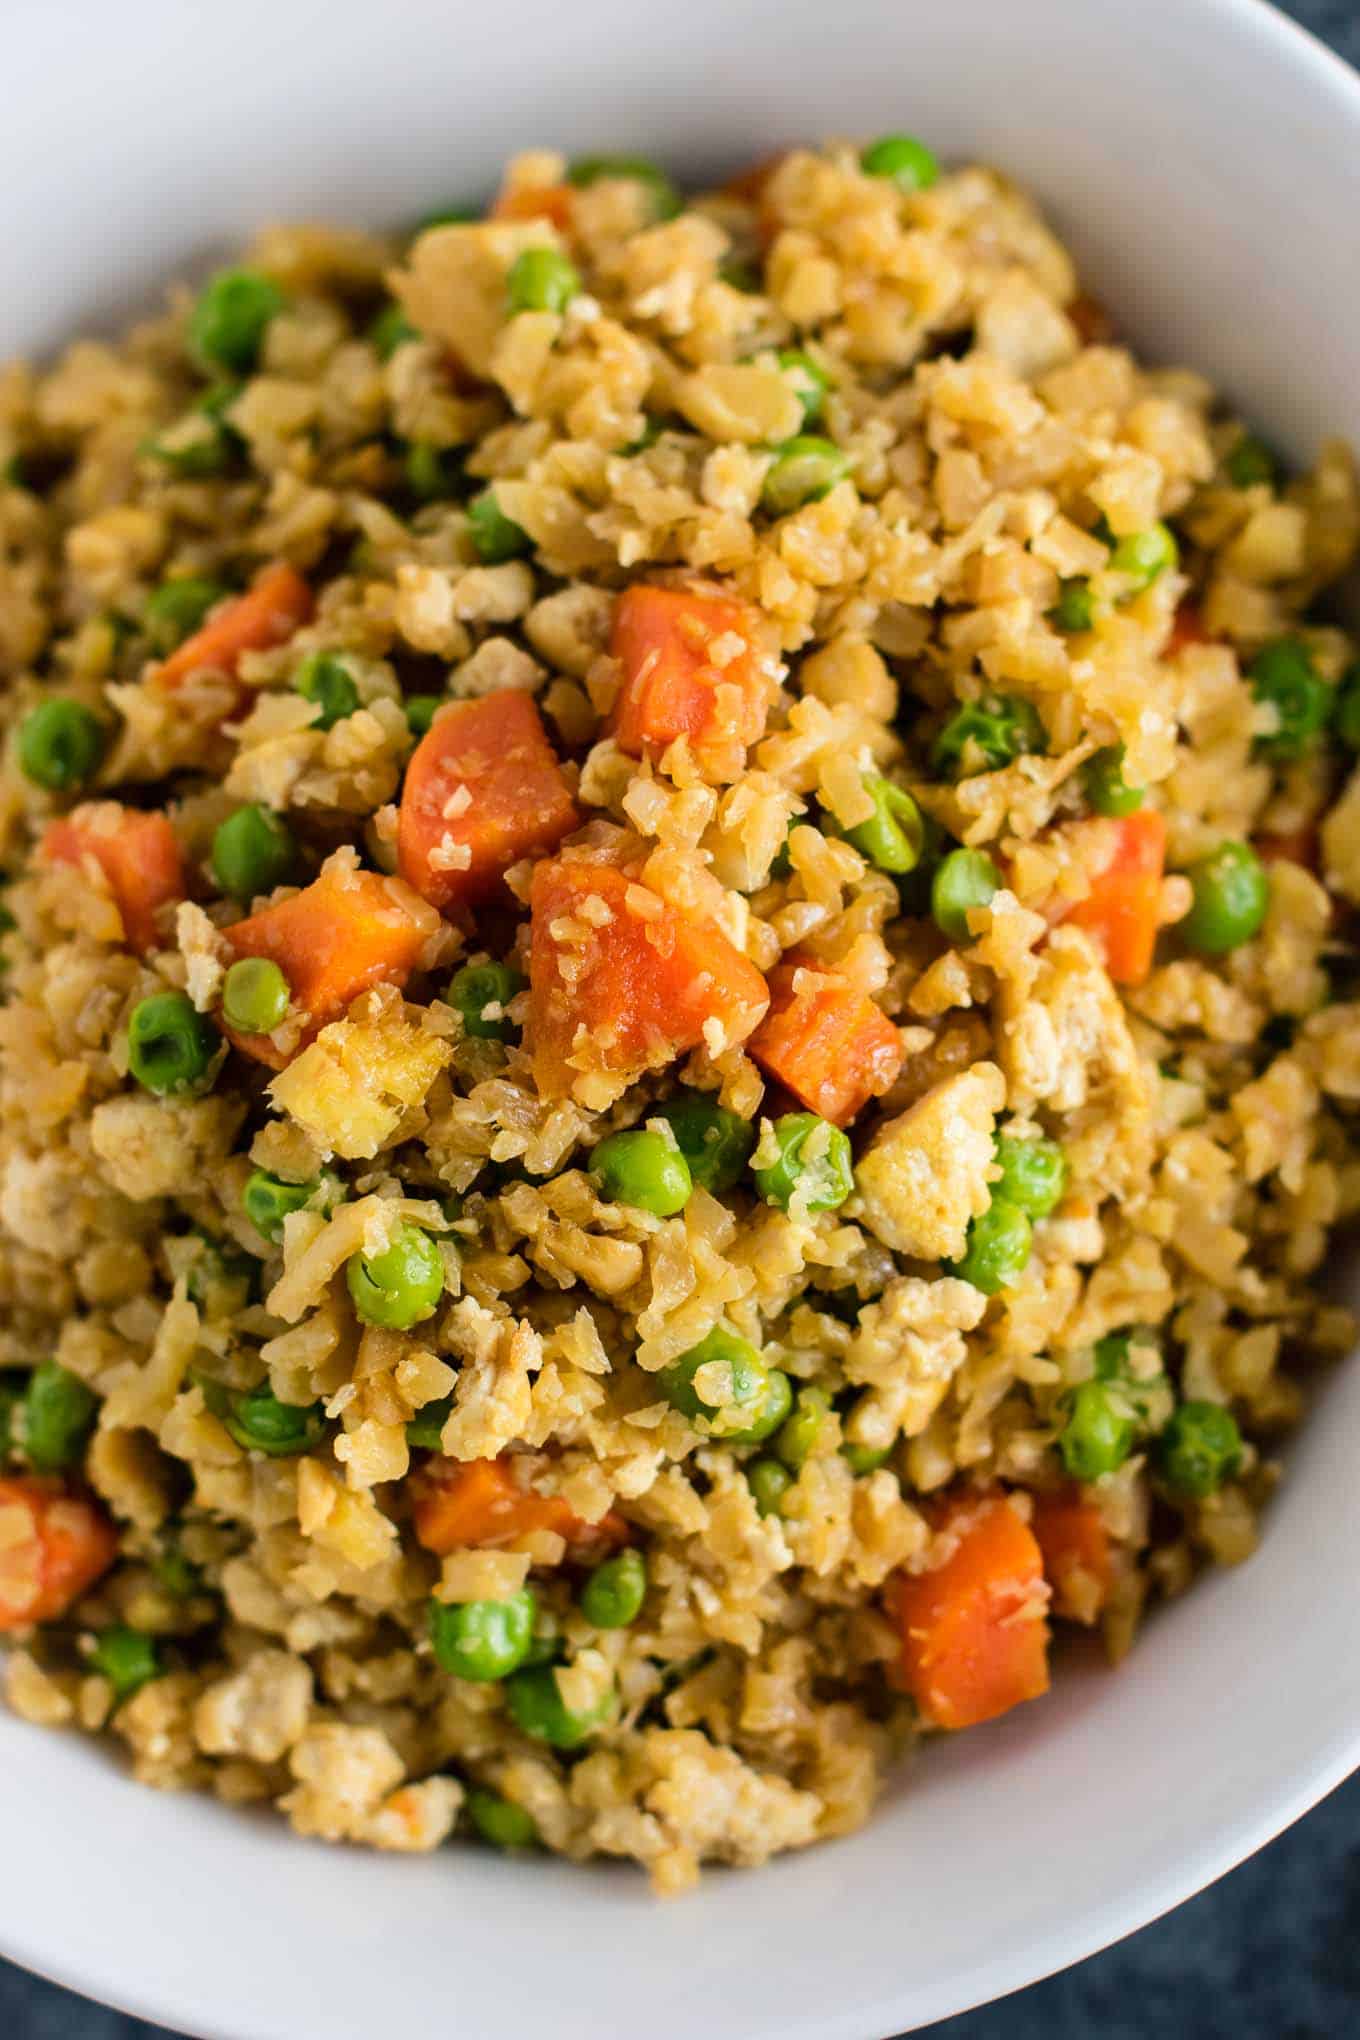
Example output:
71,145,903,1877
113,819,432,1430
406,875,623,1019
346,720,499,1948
946,1198,1032,1296
405,694,443,736
185,1235,256,1316
747,1457,793,1516
1158,1400,1243,1498
1060,1379,1135,1481
1179,840,1268,955
843,774,925,874
429,1588,537,1682
404,441,463,503
405,1395,453,1452
752,1112,854,1214
567,155,681,221
466,1788,537,1849
1051,578,1095,634
930,848,1000,942
144,576,228,655
1083,744,1144,817
656,1326,790,1442
17,699,107,792
656,1094,755,1195
347,1224,445,1331
127,992,217,1097
242,1168,323,1245
505,1663,617,1749
774,1386,832,1472
506,247,581,316
992,1133,1067,1220
776,348,832,426
1335,665,1360,751
188,268,286,374
589,1129,692,1218
1226,434,1277,490
931,696,1044,780
293,651,360,731
761,435,852,515
860,134,940,193
369,303,418,359
1249,639,1332,761
842,1440,893,1476
23,1361,97,1473
467,487,531,564
143,384,243,477
1108,521,1178,592
447,961,525,1042
221,957,290,1035
221,1383,327,1457
580,1548,647,1630
88,1627,162,1706
210,804,296,901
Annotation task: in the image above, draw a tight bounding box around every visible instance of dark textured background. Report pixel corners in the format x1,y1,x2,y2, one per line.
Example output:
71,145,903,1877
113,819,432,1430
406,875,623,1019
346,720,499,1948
5,1,1359,2034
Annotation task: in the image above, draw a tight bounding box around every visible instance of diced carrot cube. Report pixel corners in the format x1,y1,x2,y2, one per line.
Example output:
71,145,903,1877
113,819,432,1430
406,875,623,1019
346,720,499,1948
397,692,578,914
42,802,185,954
1032,1490,1111,1626
608,583,777,779
222,856,437,1069
1066,808,1167,986
154,562,313,692
749,954,903,1126
412,1455,626,1558
893,1490,1051,1731
529,855,769,1103
0,1476,119,1631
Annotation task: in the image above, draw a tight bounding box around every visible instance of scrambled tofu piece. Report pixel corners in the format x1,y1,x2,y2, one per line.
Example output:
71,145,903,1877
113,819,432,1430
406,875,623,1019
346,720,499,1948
854,1062,1006,1260
269,991,451,1160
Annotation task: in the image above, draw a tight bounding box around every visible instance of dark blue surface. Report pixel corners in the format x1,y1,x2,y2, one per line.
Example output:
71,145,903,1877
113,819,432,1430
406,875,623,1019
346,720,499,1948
4,2,1359,2034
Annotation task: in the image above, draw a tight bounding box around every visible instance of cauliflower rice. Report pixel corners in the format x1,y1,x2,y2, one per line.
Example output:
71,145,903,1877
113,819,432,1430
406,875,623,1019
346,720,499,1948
1,137,1359,1892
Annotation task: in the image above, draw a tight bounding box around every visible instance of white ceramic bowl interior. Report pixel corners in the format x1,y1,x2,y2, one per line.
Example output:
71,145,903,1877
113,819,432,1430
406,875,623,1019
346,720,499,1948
4,1,1360,2035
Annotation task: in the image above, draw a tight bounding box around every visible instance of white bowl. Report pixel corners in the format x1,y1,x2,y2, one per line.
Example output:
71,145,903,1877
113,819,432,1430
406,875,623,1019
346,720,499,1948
5,1,1360,2034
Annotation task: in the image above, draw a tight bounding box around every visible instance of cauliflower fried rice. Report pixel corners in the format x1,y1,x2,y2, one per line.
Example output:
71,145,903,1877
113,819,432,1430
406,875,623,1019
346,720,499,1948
1,138,1359,1891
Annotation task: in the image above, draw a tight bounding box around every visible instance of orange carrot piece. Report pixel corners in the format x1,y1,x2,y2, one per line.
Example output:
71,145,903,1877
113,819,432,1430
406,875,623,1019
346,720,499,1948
222,859,435,1069
893,1491,1051,1731
609,583,776,777
154,562,313,691
413,1456,627,1558
42,802,185,954
529,855,769,1102
490,183,575,231
1067,808,1167,986
0,1476,119,1631
397,692,579,914
1032,1490,1111,1626
749,954,903,1126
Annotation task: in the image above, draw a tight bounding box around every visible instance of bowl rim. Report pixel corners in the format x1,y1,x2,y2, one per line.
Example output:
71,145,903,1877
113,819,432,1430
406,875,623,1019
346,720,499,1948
3,1,1360,2036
